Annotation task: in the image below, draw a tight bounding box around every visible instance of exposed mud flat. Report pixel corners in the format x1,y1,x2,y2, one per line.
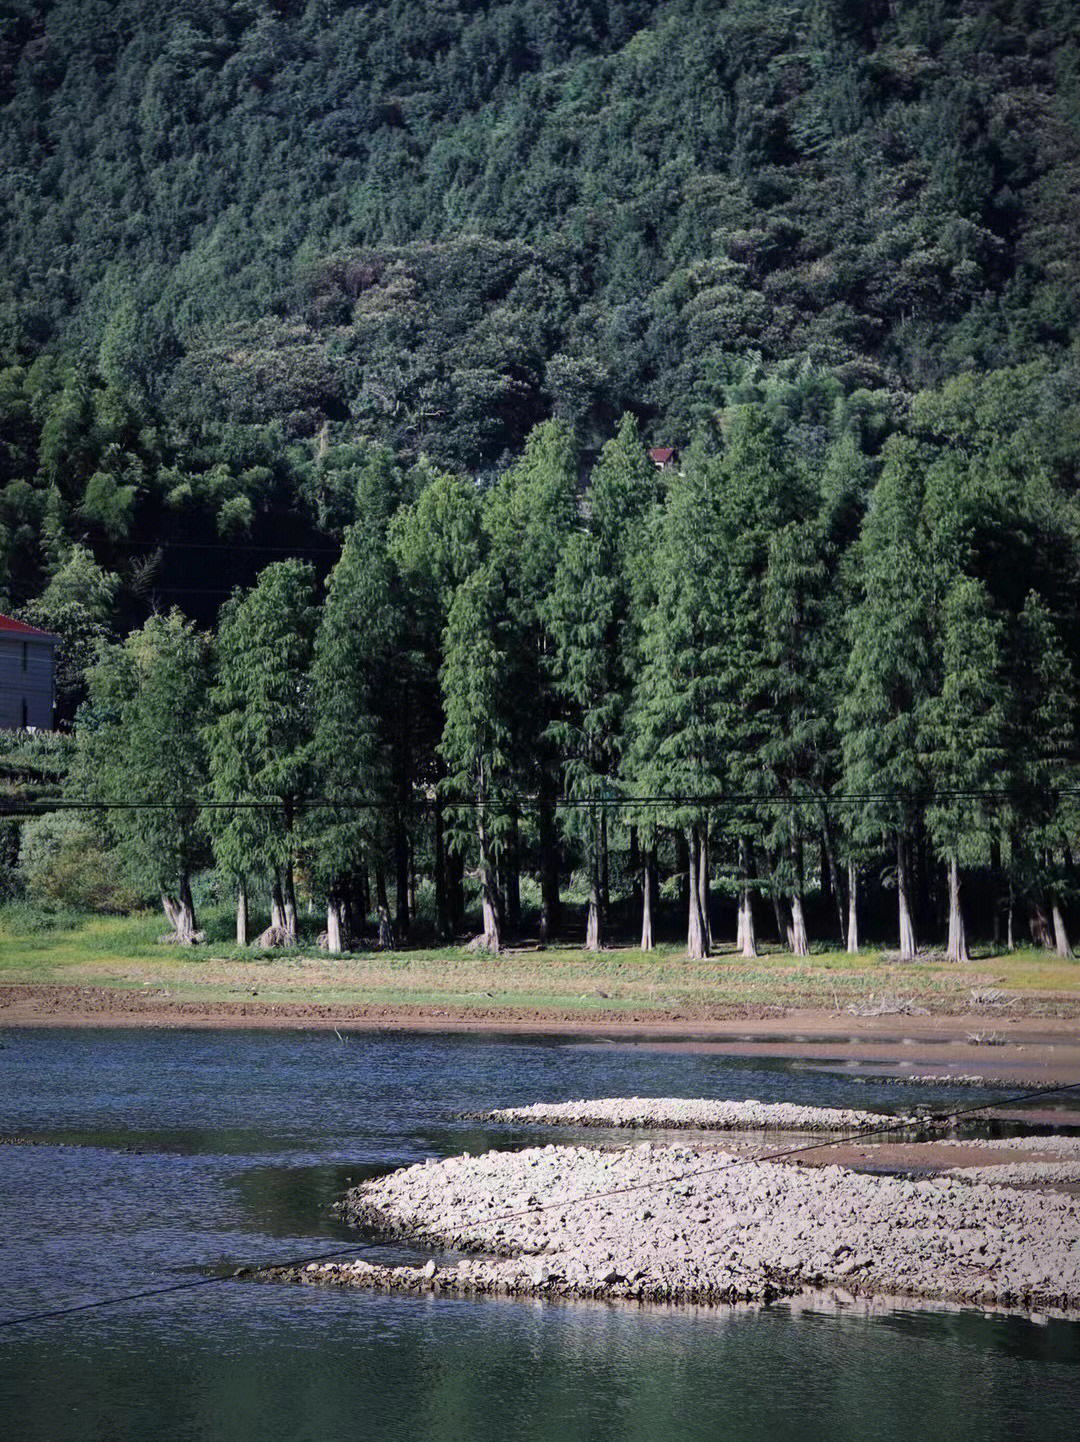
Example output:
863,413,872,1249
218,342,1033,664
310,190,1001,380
260,1133,1080,1320
476,1097,921,1132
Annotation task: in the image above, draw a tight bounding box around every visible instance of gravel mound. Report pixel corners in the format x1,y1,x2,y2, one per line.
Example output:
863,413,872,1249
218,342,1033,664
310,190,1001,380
477,1097,916,1133
263,1139,1080,1318
948,1161,1080,1186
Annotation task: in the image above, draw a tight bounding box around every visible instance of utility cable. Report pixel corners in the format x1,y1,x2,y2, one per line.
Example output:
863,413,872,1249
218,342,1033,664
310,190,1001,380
1,1078,1076,1330
4,788,1080,817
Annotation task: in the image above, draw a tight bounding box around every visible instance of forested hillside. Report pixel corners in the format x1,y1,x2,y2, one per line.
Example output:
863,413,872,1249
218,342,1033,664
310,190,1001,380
3,2,1080,958
4,3,1080,482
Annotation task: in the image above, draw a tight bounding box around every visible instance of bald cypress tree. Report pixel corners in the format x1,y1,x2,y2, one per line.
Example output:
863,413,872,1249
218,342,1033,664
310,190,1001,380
761,519,834,954
714,407,813,956
309,525,401,953
544,531,625,950
78,611,210,942
922,576,1007,962
484,419,580,939
624,456,725,958
207,561,317,944
841,437,932,959
440,567,515,952
1008,593,1078,957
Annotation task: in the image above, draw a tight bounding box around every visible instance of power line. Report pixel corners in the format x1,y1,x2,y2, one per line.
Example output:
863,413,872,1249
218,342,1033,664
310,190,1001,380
0,1241,384,1331
2,788,1079,818
1,1078,1076,1330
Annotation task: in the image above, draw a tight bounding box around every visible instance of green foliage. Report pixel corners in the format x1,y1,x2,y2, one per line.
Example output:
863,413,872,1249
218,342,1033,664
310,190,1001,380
439,565,515,852
308,524,401,890
3,1,1079,481
18,809,143,911
623,456,726,828
205,560,318,880
73,610,211,901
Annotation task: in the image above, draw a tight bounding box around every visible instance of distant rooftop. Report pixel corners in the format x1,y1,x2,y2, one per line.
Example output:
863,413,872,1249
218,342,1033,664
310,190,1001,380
0,614,57,639
648,446,676,467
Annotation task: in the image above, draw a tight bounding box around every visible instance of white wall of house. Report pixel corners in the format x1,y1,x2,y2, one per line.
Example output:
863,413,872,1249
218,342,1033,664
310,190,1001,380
0,635,55,729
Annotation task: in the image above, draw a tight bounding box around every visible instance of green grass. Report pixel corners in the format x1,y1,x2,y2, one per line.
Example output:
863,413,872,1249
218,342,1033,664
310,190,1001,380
1,902,1077,1015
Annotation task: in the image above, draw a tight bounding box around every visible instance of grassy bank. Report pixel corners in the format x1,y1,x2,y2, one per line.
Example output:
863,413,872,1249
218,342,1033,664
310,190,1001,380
1,903,1077,1017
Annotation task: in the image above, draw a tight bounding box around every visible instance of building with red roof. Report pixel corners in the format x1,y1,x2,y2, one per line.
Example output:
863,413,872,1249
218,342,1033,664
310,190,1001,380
648,446,676,470
0,614,57,730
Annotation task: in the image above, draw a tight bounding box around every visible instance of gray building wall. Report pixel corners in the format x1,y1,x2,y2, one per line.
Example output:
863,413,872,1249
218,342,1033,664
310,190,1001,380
0,635,55,729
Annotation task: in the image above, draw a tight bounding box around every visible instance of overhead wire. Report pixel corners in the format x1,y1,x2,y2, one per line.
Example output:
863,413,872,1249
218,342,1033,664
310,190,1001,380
4,788,1080,818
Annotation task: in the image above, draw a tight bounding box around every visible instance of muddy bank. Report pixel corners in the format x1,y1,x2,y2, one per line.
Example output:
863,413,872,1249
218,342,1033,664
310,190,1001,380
261,1134,1080,1320
4,983,1079,1090
478,1097,922,1133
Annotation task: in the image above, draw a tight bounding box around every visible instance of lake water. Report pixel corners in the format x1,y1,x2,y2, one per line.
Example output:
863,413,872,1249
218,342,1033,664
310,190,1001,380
1,1028,1077,1440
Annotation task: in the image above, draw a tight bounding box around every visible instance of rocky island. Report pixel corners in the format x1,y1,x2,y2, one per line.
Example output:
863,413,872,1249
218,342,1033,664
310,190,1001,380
257,1101,1080,1320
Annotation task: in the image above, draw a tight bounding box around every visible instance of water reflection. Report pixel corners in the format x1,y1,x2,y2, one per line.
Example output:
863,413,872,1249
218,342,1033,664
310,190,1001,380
0,1027,1077,1442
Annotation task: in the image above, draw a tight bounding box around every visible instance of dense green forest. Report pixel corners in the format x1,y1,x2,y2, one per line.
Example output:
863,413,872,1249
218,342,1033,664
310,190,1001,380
2,2,1080,957
4,394,1079,964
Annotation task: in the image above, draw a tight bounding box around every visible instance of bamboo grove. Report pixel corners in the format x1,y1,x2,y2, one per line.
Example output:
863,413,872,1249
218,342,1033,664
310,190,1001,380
62,380,1080,963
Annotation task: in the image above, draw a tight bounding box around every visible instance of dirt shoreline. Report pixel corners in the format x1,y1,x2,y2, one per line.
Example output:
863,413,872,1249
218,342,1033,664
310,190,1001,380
3,984,1080,1089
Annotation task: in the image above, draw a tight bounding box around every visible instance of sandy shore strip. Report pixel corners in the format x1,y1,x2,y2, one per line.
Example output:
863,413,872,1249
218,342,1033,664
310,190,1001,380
476,1097,923,1132
258,1136,1080,1319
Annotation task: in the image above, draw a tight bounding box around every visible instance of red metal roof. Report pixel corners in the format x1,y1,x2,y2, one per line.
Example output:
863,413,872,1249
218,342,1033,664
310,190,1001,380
648,447,675,464
0,613,57,639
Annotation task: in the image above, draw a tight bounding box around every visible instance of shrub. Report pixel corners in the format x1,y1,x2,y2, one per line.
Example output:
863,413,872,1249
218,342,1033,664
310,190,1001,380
18,810,146,912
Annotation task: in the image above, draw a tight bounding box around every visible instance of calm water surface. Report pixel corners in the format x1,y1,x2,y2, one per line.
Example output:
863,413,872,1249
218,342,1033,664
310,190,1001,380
0,1028,1077,1441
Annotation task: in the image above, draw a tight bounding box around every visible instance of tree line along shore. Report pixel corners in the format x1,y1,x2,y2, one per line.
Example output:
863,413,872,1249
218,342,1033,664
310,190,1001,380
4,393,1080,969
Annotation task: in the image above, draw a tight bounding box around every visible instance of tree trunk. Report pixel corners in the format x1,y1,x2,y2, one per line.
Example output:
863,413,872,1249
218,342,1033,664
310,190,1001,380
585,856,601,952
434,801,450,942
348,865,369,944
395,825,410,940
738,837,757,958
162,888,197,943
897,835,917,960
1052,898,1073,958
686,824,709,959
179,872,197,939
1030,900,1052,949
946,856,968,963
675,831,689,904
820,835,833,921
641,845,654,952
375,866,395,950
326,895,346,955
790,891,809,955
477,795,502,953
772,888,788,947
739,889,757,958
789,840,808,956
697,821,711,953
914,822,932,951
599,811,610,935
505,812,521,938
162,872,198,943
821,815,847,945
846,861,859,954
282,858,298,944
538,791,560,943
270,872,286,933
235,878,249,948
449,848,465,933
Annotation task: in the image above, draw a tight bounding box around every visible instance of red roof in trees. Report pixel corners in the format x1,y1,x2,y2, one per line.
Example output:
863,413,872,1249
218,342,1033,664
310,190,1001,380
648,447,675,465
0,613,56,639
